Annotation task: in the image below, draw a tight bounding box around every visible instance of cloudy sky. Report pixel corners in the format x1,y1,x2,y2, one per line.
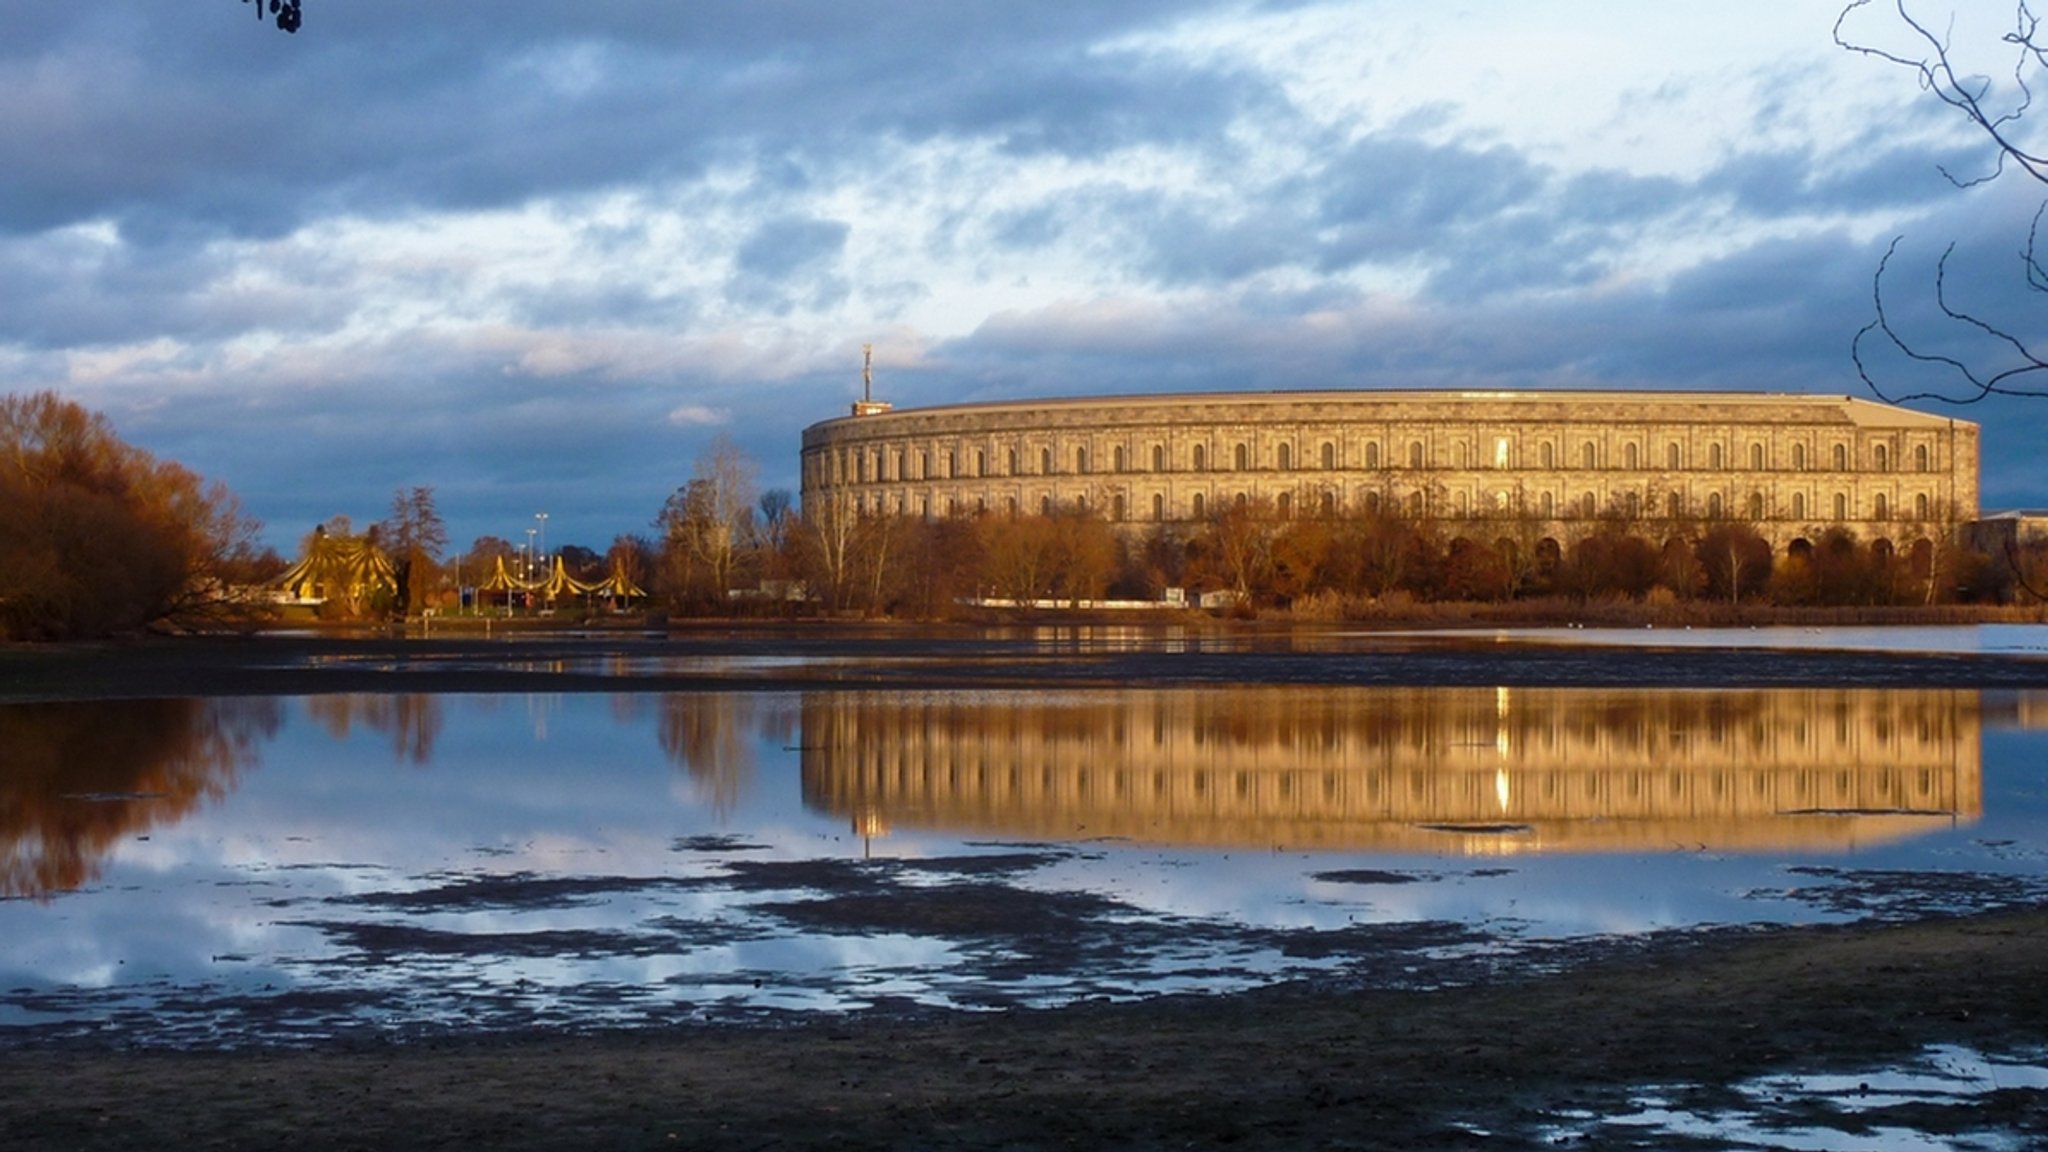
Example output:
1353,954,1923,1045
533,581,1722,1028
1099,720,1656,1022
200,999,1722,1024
7,1,2048,554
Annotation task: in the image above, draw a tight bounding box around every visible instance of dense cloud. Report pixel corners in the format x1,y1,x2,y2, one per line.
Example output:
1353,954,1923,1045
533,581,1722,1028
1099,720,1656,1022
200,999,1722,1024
2,1,2044,552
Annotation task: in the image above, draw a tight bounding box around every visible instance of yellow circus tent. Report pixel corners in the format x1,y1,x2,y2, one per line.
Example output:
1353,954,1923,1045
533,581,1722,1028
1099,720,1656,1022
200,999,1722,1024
590,559,647,602
476,555,530,593
274,533,397,610
476,555,643,607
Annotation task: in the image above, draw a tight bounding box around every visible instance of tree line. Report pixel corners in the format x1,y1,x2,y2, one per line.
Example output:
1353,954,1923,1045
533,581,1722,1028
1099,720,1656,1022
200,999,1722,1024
632,440,2044,619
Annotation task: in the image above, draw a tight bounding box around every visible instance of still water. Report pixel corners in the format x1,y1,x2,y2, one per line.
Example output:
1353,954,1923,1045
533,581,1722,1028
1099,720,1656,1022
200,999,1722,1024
3,685,2046,1047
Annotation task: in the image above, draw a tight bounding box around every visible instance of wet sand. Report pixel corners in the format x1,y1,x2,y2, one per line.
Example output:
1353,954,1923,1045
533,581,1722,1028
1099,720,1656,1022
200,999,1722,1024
3,910,2044,1149
3,631,2047,1148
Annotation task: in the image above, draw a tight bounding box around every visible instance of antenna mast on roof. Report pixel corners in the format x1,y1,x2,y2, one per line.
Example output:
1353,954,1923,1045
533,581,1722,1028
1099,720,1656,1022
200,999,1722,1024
851,342,893,416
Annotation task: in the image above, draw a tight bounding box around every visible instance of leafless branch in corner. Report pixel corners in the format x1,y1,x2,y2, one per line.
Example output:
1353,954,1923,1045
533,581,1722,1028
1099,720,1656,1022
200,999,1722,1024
1838,1,2048,401
1852,222,2048,403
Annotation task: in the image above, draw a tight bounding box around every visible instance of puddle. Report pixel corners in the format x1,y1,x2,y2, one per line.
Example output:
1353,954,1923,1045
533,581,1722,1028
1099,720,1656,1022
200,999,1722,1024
1541,1045,2048,1150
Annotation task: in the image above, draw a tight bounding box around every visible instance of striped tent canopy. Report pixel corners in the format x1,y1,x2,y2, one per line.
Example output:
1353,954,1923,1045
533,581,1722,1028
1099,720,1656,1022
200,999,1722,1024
274,532,398,609
477,555,645,602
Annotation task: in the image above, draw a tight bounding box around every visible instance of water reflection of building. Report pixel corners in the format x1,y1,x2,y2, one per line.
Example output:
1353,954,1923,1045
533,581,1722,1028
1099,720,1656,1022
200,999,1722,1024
800,688,1982,855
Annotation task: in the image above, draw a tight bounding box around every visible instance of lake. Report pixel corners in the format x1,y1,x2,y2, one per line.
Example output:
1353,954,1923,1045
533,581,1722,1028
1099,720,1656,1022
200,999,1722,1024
6,645,2048,1047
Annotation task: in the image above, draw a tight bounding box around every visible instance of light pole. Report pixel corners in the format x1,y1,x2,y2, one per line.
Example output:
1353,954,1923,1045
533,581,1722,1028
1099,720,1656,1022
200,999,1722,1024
524,528,537,609
535,511,549,573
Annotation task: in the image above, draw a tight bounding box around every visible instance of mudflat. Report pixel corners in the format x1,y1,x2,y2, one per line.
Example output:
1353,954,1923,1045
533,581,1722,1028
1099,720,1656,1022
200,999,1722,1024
3,630,2046,1149
3,910,2044,1150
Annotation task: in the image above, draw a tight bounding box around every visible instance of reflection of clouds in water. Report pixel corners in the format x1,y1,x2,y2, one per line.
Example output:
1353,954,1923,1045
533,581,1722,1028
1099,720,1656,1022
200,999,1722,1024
4,687,2046,1046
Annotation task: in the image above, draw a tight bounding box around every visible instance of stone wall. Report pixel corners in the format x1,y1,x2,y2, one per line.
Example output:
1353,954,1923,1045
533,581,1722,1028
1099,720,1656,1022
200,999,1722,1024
799,391,1980,551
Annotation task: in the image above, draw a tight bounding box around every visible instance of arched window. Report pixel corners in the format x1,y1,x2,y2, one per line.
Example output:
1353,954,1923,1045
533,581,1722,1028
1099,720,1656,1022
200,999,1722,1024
1113,445,1125,472
946,449,957,478
1834,492,1848,520
1540,490,1555,516
1321,441,1336,470
1874,493,1889,520
1582,442,1598,470
1191,492,1206,518
1193,444,1207,471
1750,443,1765,470
919,450,930,479
1710,443,1725,470
1075,446,1089,474
1915,444,1930,472
1366,441,1381,468
1792,443,1806,471
1669,491,1683,517
974,448,986,477
1874,443,1890,471
1582,492,1598,518
1152,444,1165,471
1234,443,1249,470
1321,490,1336,515
1112,493,1126,521
1007,448,1018,475
1152,493,1165,520
1277,492,1292,517
1748,492,1764,520
1041,494,1052,515
1915,492,1930,520
1365,489,1382,513
1541,442,1556,469
1667,443,1681,470
1410,441,1425,469
1625,443,1639,470
1277,443,1292,471
1006,496,1018,517
1792,491,1806,519
1041,447,1053,475
1833,444,1847,470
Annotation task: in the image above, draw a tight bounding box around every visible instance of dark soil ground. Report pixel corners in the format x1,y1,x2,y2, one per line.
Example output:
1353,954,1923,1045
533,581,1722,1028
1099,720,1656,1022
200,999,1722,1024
3,630,2046,1149
2,910,2044,1150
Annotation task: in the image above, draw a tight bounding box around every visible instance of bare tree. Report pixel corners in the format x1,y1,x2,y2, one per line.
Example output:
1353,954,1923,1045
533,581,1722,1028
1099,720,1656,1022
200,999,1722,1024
658,435,759,609
1837,1,2048,401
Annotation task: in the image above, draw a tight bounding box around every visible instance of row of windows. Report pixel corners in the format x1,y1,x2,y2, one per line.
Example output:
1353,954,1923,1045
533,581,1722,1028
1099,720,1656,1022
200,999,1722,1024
820,437,1942,483
844,487,1942,523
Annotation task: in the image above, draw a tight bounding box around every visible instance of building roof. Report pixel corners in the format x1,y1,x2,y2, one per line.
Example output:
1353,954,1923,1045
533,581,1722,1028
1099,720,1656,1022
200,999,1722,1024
806,388,1971,436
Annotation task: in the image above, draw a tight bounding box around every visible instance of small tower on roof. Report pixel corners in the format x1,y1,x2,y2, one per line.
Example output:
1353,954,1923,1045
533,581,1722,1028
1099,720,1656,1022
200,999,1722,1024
850,343,893,417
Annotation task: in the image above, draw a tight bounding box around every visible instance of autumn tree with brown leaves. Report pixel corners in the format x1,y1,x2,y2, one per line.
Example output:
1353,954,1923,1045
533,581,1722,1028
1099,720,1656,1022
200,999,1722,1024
1,392,263,640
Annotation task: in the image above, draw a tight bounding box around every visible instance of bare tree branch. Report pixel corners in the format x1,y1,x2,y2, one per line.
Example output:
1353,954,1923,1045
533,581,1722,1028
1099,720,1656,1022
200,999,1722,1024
1840,1,2048,402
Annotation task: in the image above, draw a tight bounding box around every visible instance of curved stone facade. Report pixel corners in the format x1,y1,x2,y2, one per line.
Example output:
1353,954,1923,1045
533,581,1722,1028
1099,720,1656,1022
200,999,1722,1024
799,390,1979,548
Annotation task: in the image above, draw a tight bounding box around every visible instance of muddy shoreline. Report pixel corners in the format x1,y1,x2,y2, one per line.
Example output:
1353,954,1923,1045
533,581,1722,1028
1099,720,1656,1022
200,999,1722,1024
3,910,2044,1149
3,630,2046,1148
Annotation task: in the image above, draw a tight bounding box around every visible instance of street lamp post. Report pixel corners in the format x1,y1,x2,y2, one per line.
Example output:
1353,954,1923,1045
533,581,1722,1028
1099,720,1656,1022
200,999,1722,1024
535,511,549,582
524,528,537,610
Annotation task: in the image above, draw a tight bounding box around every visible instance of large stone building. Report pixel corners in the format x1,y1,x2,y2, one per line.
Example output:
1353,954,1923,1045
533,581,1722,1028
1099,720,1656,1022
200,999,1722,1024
799,390,1979,553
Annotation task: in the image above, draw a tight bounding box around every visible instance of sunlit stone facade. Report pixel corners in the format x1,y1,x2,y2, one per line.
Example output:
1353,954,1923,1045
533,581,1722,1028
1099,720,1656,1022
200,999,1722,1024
801,687,1983,855
798,391,1979,549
